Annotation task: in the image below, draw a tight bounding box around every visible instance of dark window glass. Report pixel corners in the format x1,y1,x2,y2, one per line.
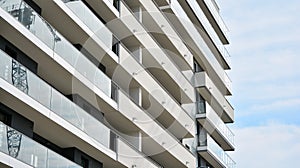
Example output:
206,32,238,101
81,156,89,168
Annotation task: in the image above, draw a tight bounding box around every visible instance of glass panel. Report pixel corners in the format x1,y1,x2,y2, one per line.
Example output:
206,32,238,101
26,71,51,108
0,50,51,108
172,0,232,91
197,100,205,114
0,49,112,151
54,32,79,66
63,0,113,49
206,136,236,168
0,122,81,168
0,50,158,167
0,0,116,100
53,31,113,99
0,0,55,50
48,150,80,168
50,90,111,148
206,103,234,145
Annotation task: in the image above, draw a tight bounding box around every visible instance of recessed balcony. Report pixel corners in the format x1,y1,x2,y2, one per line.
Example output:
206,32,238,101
197,133,235,168
196,100,235,150
194,71,234,123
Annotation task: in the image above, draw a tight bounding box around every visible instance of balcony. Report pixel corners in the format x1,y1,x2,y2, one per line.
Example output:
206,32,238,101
0,49,160,167
197,133,235,168
0,0,118,103
58,0,194,140
125,0,194,70
199,0,229,44
118,43,195,138
118,90,196,167
194,71,234,123
185,0,231,69
196,101,235,150
57,0,118,55
165,0,232,95
0,2,193,166
0,122,81,168
118,0,195,104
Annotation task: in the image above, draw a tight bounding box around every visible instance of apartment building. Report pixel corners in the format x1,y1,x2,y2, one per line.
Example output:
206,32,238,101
0,0,235,167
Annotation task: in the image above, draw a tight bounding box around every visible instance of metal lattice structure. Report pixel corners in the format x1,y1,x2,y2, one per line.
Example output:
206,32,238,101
6,127,22,158
12,60,28,94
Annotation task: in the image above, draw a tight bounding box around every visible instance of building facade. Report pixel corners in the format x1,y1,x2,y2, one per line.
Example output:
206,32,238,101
0,0,234,167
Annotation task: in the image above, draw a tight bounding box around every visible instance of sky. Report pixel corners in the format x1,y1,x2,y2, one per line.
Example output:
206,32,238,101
218,0,300,167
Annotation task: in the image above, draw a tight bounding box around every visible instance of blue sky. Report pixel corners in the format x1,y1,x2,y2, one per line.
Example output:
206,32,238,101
218,0,300,167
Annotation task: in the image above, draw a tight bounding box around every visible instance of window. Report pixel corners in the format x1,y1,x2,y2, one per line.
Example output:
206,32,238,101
0,112,11,125
113,0,120,11
81,156,89,168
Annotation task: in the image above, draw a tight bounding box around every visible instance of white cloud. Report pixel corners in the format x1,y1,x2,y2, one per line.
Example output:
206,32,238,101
252,98,300,111
231,123,300,167
218,0,300,119
215,1,300,165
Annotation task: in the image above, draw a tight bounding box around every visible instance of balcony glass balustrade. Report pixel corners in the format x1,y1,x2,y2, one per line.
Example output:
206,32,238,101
172,0,232,92
62,0,113,50
203,0,229,37
199,134,235,168
0,49,160,168
0,49,114,151
0,0,117,101
197,100,234,146
0,122,82,168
